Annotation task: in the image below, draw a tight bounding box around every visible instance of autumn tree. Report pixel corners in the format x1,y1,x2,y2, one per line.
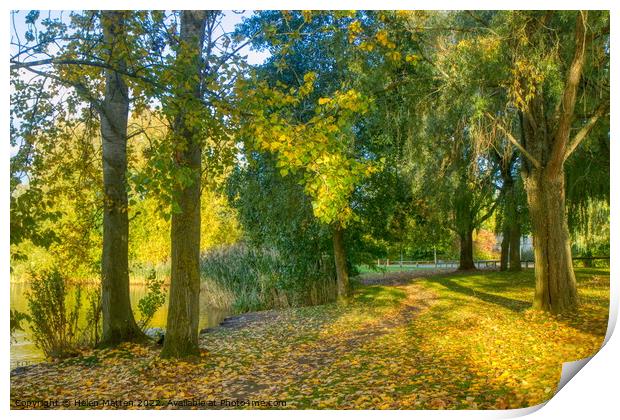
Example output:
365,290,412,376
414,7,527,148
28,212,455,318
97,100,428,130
10,10,149,343
12,10,249,356
391,10,608,295
141,9,247,356
98,11,146,344
414,112,498,270
158,10,209,358
238,11,379,299
486,11,609,312
363,11,503,270
240,76,374,299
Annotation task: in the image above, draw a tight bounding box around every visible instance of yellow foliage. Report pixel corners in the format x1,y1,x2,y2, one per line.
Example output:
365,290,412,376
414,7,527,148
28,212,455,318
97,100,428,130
509,59,545,110
375,30,390,47
406,54,420,63
348,20,362,35
242,79,374,226
388,51,402,62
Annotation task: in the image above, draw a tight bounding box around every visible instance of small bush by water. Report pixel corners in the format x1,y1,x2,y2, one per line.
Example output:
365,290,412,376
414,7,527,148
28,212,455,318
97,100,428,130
21,268,102,360
137,269,167,331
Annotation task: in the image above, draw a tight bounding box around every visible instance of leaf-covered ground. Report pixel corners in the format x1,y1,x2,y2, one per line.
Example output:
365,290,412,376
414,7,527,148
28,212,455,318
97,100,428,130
10,268,609,409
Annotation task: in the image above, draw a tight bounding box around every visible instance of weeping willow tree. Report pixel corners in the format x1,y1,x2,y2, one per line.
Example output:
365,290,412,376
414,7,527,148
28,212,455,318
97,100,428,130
565,121,610,260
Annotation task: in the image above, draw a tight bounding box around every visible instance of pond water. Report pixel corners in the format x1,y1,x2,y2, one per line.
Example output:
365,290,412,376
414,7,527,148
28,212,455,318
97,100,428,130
10,282,231,369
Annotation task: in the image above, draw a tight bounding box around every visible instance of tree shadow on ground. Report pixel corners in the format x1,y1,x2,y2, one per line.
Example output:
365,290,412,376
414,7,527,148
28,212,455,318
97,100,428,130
354,285,407,307
426,275,531,313
425,269,609,337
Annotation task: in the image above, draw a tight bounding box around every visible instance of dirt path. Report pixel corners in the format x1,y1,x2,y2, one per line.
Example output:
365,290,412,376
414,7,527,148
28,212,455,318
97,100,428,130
201,282,438,403
11,269,444,408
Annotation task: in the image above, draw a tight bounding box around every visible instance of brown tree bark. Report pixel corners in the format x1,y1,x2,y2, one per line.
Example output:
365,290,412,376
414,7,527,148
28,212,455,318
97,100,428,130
508,220,521,272
458,228,475,270
518,13,588,312
332,224,349,300
524,170,577,312
99,11,145,345
500,228,509,271
161,10,208,358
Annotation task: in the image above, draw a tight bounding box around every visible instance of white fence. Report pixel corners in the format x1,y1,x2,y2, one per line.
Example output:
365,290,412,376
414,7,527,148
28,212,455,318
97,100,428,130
375,256,610,270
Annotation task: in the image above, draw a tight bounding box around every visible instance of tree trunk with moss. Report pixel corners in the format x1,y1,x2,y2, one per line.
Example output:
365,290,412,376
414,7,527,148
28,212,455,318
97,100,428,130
100,11,145,346
161,10,208,358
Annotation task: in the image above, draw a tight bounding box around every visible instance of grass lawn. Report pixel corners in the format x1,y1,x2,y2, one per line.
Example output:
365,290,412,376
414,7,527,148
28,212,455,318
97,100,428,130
356,264,446,274
10,268,609,409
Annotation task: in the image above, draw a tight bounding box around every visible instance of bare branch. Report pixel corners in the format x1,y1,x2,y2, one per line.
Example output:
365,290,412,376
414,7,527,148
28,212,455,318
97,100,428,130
17,65,104,113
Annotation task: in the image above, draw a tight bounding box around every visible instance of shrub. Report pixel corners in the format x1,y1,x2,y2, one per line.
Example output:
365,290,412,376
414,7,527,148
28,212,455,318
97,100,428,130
137,269,167,330
25,269,82,359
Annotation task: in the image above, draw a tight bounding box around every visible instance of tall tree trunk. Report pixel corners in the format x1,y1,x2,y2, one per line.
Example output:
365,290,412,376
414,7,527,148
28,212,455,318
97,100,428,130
508,220,521,271
498,157,519,273
458,228,475,270
99,11,145,346
161,10,208,358
524,169,577,312
332,224,349,300
500,227,509,271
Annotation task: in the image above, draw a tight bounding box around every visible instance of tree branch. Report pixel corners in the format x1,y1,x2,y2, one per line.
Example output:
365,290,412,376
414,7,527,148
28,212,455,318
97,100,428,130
549,11,589,174
564,100,608,161
11,58,161,89
486,113,541,169
474,196,500,228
